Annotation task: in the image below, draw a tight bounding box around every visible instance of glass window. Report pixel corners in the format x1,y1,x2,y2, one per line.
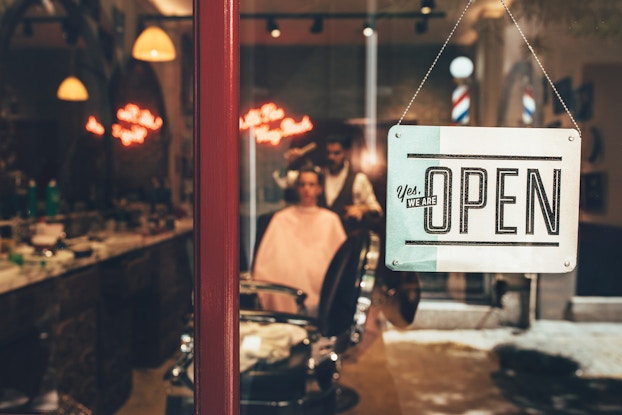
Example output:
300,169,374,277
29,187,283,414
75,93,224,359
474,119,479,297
2,1,622,414
233,1,622,414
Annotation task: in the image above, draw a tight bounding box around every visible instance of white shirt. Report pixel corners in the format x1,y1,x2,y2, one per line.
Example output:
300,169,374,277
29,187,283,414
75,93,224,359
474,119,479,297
324,161,383,214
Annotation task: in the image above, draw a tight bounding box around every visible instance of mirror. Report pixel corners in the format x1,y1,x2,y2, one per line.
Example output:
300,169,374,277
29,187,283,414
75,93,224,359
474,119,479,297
0,0,113,216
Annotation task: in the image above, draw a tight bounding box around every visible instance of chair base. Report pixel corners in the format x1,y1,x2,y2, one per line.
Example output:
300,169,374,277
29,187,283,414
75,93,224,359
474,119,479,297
335,385,359,413
240,387,336,415
165,395,194,415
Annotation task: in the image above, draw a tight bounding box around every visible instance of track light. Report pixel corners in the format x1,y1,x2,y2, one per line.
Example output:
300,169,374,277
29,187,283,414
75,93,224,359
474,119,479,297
267,18,281,38
61,18,80,45
420,0,436,15
310,16,323,34
22,20,33,37
415,18,428,34
362,21,375,37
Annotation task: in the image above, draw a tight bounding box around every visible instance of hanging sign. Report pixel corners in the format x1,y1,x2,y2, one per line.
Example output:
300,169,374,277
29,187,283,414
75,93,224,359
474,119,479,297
385,125,581,274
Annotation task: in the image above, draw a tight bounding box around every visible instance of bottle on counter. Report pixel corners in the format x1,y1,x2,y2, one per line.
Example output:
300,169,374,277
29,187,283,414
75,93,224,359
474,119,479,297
11,172,27,219
45,179,60,217
27,179,37,218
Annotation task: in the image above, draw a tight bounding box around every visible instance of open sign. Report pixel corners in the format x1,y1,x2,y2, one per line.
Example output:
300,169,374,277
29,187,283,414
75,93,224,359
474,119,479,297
385,126,581,274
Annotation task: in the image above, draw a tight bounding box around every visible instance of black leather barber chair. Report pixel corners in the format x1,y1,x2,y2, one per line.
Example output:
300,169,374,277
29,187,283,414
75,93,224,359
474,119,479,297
164,230,380,415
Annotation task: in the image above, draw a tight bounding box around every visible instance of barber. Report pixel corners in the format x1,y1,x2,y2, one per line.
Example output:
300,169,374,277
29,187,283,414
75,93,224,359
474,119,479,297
319,134,383,234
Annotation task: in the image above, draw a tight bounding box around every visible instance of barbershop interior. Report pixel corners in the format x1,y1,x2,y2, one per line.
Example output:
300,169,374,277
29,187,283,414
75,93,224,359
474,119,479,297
1,0,622,414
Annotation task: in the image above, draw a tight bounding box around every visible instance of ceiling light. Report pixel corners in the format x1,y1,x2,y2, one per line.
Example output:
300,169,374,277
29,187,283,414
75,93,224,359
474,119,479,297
132,26,176,62
420,0,436,15
57,44,88,101
362,21,375,37
310,16,323,34
415,18,428,34
22,20,33,37
62,18,80,45
267,18,281,38
57,76,89,101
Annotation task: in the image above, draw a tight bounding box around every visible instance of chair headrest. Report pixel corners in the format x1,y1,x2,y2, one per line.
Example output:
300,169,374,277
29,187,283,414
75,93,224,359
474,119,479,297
316,230,377,338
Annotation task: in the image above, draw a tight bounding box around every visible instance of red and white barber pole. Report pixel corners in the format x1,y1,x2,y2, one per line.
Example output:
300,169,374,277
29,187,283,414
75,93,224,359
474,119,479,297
451,84,470,125
522,85,535,125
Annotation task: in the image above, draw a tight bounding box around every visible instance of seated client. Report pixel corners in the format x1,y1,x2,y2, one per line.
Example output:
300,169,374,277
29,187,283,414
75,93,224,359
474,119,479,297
253,166,347,316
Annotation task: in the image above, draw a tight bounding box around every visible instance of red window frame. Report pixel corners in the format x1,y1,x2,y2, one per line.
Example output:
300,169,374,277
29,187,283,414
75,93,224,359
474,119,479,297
194,1,240,414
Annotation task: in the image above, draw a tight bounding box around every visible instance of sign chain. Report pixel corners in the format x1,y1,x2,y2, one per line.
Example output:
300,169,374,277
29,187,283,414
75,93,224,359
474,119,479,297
398,0,474,125
499,0,581,137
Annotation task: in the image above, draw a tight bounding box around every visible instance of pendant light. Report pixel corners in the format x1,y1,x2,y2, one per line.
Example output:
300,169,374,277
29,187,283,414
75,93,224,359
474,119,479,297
57,29,88,102
132,26,176,62
57,75,89,101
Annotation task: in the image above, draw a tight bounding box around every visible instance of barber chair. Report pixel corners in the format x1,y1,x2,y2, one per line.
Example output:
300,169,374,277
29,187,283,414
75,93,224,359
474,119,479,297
164,230,380,415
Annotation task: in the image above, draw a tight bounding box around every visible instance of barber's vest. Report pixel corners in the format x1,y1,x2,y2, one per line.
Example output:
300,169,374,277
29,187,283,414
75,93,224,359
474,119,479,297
319,166,358,233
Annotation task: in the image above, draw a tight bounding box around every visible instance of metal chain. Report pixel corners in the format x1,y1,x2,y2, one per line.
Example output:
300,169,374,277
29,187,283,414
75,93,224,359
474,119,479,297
500,0,581,136
398,0,474,125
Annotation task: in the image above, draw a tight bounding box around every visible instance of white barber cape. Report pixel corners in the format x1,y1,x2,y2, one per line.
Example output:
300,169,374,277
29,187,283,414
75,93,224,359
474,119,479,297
253,205,347,315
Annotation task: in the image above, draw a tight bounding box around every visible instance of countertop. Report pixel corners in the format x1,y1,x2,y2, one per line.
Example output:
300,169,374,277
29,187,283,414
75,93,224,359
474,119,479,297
0,218,193,296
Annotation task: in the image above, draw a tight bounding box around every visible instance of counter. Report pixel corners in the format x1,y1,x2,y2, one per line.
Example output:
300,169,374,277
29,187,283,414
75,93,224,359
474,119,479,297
0,219,194,414
0,217,194,296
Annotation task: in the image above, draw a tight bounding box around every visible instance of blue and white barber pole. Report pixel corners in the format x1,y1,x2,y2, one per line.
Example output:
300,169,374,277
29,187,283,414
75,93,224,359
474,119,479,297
451,85,470,125
522,86,535,125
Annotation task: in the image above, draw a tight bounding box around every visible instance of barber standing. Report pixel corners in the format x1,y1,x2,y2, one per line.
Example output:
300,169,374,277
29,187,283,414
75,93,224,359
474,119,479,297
319,134,383,234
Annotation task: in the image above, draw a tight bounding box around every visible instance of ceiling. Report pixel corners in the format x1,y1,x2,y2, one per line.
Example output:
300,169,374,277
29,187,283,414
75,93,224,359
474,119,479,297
150,0,515,45
7,0,515,49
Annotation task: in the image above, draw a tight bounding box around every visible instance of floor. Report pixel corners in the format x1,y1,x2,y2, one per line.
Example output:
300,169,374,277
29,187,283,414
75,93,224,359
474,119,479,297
114,320,622,415
114,329,402,415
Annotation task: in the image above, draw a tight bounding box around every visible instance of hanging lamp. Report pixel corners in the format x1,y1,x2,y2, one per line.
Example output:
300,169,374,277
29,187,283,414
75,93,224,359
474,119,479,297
132,26,176,62
57,42,88,101
57,75,89,101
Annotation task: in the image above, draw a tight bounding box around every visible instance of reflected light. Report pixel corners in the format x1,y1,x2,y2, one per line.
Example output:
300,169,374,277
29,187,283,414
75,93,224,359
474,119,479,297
86,116,104,136
266,18,281,38
362,22,375,37
85,104,163,146
240,103,313,145
360,149,379,169
420,0,436,15
116,103,163,131
112,124,149,146
113,104,163,146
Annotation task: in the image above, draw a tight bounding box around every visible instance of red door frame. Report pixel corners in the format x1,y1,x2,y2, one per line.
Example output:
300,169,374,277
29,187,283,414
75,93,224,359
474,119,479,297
194,0,240,414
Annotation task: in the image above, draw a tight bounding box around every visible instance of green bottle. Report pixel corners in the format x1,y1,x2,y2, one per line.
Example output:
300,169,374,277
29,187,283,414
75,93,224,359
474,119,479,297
27,179,38,218
46,179,60,217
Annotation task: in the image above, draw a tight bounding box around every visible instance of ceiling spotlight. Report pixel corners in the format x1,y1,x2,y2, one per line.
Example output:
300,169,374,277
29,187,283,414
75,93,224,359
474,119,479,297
267,18,281,38
420,0,436,15
22,20,33,37
61,18,80,45
415,18,428,34
310,16,323,34
362,21,375,37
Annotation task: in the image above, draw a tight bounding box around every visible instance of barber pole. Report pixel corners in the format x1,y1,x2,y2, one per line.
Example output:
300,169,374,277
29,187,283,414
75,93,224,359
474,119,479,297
522,86,535,125
451,85,470,125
